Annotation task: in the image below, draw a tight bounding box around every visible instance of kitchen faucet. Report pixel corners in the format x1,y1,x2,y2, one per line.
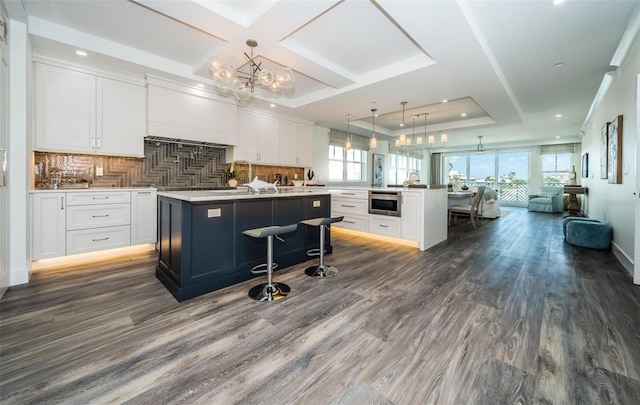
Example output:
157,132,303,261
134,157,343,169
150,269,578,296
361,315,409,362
229,160,252,185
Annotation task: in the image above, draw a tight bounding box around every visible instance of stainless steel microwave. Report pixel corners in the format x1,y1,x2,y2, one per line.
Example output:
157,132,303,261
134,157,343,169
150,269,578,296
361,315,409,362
368,190,401,217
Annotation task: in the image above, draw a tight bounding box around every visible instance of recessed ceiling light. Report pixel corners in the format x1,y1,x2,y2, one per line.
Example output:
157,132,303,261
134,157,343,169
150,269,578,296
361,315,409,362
554,62,564,68
461,113,467,117
76,50,87,56
552,0,566,5
555,135,561,138
269,103,276,108
197,84,204,88
442,99,448,103
555,114,563,118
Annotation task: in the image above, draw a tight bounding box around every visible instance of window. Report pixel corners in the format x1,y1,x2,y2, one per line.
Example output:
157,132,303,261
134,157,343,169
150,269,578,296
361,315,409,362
328,145,366,181
446,155,468,185
388,153,420,184
542,153,571,185
444,150,530,204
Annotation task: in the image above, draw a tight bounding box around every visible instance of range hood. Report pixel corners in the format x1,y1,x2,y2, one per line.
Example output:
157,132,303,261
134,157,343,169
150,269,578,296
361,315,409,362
144,136,228,149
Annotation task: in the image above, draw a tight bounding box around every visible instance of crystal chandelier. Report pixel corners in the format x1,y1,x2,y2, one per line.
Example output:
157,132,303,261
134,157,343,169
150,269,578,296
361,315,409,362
208,39,295,102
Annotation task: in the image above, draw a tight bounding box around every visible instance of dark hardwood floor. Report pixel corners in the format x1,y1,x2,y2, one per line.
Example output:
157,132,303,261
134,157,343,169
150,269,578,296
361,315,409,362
1,207,639,404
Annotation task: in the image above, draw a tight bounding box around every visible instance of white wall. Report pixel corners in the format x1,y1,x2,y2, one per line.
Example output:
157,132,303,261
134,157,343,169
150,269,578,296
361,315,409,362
8,20,31,285
581,32,639,271
7,19,30,286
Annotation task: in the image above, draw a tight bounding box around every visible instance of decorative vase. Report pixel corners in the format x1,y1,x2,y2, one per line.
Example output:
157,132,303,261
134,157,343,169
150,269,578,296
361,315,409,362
228,179,238,187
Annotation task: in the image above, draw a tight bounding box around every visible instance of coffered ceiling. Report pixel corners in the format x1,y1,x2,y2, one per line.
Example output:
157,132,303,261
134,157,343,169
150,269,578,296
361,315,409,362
19,0,640,149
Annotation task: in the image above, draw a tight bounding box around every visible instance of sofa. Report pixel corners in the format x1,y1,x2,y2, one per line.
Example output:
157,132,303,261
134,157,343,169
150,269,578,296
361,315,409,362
477,186,500,218
469,186,500,219
527,186,564,213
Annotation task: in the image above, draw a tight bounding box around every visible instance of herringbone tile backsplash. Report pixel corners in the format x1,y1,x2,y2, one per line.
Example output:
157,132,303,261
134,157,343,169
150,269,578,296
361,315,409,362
34,141,305,188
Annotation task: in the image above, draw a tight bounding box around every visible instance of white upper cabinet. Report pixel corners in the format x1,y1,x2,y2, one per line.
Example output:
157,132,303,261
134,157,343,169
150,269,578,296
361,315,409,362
295,122,314,167
278,119,297,166
256,114,278,164
97,78,145,156
34,62,145,157
277,119,313,167
35,63,96,153
146,76,237,146
228,109,278,164
228,108,313,167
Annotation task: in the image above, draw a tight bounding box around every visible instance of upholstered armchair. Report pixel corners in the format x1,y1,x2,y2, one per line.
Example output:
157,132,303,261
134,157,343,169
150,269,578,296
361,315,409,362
527,186,564,213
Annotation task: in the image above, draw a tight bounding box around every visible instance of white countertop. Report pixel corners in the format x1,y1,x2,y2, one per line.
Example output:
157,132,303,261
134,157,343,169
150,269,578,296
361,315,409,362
30,187,157,193
157,187,332,202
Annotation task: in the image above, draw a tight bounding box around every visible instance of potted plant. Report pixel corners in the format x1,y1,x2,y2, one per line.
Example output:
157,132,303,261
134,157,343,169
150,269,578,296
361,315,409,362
224,166,241,187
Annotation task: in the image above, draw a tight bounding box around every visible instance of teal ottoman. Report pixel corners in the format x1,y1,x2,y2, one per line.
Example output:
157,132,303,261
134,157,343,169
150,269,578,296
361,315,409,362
562,217,601,237
565,220,612,249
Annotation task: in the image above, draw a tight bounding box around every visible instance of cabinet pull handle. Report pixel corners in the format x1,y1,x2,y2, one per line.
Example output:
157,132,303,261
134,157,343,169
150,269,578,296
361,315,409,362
92,196,109,200
91,137,96,148
138,191,151,195
60,197,64,210
92,237,109,242
343,220,356,224
342,193,356,195
92,214,109,218
341,204,356,208
97,138,102,149
379,224,388,228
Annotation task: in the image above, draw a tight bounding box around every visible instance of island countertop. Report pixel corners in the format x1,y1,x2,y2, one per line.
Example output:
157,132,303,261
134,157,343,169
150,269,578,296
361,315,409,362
157,187,332,202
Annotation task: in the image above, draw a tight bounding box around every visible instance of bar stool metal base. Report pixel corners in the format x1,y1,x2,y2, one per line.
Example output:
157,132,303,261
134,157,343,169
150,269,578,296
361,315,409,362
248,282,290,301
305,264,339,278
300,216,343,279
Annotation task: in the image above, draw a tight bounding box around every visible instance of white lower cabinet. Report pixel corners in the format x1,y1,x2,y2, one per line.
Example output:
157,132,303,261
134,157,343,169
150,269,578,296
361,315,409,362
369,215,401,238
67,226,130,256
131,190,157,245
66,203,130,230
401,191,422,241
31,189,156,260
32,193,66,260
331,191,369,232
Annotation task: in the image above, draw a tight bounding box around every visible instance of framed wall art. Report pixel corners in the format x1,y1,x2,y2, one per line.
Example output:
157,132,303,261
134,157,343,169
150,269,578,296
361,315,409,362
372,153,385,187
582,152,589,178
599,121,609,179
607,115,623,184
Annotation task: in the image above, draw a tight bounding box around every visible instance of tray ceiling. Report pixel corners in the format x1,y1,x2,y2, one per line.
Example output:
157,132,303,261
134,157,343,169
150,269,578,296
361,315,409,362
22,0,640,148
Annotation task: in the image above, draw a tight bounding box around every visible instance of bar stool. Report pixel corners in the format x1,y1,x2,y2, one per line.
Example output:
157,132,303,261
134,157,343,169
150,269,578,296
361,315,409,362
243,224,298,302
300,216,343,278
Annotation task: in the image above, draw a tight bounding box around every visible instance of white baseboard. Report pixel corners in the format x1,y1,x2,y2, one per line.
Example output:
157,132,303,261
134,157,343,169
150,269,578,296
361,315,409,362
611,240,634,277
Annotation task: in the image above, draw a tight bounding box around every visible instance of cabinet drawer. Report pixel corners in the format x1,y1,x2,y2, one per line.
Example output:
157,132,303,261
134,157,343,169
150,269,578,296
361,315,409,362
331,197,368,215
66,191,131,205
333,189,368,200
66,225,131,255
331,213,368,232
369,215,401,237
66,203,130,230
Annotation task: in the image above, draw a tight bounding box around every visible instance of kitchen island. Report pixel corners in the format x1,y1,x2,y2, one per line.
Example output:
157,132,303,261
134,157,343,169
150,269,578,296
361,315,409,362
156,188,332,301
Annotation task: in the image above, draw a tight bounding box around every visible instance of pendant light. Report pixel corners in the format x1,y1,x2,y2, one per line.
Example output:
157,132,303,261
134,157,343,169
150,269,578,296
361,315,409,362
345,114,352,151
370,108,378,148
477,135,484,153
398,101,407,146
406,115,415,146
417,113,426,145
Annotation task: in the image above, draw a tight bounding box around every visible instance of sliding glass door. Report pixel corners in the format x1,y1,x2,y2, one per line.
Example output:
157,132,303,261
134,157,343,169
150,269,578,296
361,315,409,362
444,151,529,205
